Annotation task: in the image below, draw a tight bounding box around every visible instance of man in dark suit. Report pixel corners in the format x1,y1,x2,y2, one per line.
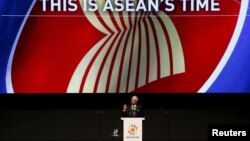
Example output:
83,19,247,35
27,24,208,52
122,96,144,117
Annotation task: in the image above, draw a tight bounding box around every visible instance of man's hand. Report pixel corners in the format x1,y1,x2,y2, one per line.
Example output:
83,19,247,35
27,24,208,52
123,104,127,112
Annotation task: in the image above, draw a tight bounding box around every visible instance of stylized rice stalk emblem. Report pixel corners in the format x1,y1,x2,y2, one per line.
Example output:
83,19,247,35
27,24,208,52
68,0,185,93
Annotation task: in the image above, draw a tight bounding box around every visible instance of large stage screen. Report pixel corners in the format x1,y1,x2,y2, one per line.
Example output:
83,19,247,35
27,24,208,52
1,0,250,93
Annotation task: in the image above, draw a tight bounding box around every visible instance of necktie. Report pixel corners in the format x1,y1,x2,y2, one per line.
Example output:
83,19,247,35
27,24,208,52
132,106,136,117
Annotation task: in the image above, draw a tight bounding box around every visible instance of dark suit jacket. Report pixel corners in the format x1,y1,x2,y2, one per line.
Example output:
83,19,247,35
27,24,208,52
122,105,144,117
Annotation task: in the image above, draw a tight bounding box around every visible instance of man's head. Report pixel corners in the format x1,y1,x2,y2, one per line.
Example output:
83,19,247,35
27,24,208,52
131,96,139,105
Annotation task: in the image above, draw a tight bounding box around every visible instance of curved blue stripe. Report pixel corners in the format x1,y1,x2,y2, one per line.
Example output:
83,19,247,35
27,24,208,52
208,4,250,93
0,0,33,93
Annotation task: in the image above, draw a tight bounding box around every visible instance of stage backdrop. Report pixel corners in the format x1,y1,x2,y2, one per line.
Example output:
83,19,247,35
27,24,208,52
1,0,250,93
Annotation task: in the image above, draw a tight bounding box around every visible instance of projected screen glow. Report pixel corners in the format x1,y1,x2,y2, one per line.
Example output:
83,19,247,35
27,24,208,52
1,0,250,93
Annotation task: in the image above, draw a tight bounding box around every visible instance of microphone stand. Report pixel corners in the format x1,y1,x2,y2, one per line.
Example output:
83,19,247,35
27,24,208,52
95,109,104,141
160,107,172,141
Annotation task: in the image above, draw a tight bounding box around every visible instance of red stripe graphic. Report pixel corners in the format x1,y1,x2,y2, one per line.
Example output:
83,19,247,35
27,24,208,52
68,1,185,93
10,0,240,93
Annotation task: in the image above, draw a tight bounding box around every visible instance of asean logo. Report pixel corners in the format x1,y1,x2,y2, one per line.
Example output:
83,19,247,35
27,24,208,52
128,124,138,135
7,0,248,93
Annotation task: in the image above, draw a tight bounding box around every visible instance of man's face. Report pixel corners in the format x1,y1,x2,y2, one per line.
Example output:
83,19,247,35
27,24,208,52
131,96,138,105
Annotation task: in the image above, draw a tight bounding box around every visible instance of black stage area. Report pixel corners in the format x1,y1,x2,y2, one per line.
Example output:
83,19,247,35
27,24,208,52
0,94,249,141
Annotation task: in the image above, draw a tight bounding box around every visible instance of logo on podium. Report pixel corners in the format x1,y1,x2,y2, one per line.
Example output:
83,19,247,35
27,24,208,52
128,124,138,136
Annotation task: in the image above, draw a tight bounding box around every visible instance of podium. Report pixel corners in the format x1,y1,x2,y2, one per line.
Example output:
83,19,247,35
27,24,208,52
121,118,145,141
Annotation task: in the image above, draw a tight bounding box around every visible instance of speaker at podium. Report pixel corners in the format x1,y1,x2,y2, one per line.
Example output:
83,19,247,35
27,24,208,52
120,96,145,141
